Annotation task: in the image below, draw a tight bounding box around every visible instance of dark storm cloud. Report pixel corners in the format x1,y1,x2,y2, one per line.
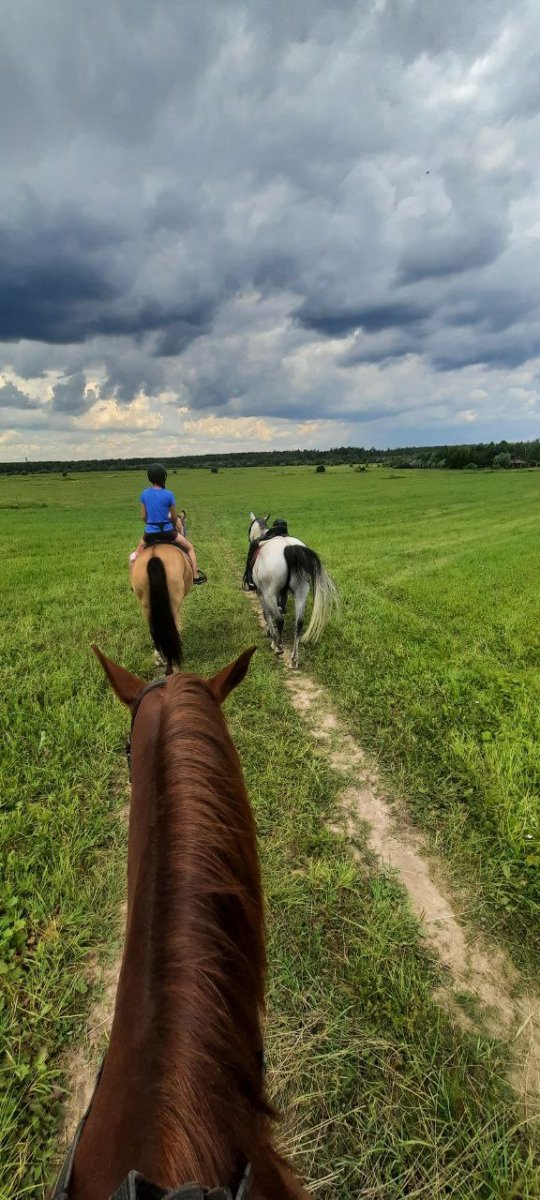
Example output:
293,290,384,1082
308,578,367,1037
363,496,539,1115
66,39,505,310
0,198,217,348
430,331,540,373
397,222,507,285
0,381,39,408
51,372,95,415
298,301,429,337
100,354,166,406
1,0,540,454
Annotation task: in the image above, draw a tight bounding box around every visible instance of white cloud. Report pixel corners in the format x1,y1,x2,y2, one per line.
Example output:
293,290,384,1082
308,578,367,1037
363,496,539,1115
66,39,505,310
183,415,287,442
80,396,164,432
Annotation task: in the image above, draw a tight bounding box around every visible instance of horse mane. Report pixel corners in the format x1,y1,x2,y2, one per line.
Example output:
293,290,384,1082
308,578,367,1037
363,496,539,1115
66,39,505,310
152,675,309,1198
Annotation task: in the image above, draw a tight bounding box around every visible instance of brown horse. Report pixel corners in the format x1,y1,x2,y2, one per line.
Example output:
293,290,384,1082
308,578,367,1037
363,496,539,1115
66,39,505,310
131,544,192,674
52,645,310,1200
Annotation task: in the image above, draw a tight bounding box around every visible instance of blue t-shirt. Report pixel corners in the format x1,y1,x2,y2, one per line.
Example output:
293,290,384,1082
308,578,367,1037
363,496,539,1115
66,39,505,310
140,486,176,533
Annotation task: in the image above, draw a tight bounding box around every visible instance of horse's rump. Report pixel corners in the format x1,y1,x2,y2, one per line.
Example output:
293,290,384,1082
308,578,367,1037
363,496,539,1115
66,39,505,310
283,542,322,589
147,556,182,669
132,545,192,673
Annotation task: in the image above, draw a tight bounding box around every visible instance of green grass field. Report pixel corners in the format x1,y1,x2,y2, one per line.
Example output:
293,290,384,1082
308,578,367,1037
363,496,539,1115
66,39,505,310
1,466,540,1198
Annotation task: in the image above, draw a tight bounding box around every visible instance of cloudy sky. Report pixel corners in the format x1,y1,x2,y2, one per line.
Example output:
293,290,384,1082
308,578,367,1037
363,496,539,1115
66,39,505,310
2,0,540,461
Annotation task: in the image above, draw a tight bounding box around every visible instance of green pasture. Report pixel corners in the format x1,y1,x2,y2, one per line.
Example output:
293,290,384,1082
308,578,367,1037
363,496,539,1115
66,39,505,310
1,465,539,1198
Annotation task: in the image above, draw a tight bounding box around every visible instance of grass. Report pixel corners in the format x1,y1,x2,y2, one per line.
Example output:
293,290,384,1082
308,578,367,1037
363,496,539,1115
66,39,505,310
1,466,539,1197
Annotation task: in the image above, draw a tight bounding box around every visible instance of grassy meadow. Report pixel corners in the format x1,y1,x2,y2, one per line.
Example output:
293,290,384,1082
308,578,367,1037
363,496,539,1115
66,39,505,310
1,465,540,1198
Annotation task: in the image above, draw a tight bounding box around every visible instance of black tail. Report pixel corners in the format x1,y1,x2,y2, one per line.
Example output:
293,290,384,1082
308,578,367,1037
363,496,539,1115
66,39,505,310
147,557,182,670
284,543,321,590
284,544,337,642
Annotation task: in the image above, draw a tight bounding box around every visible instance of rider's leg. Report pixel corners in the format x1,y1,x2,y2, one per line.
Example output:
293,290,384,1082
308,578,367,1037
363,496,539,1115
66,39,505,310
129,537,146,570
173,533,199,578
243,541,259,589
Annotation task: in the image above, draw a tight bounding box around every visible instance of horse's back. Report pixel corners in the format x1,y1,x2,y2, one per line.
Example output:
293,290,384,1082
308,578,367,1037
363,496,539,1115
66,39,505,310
254,536,305,589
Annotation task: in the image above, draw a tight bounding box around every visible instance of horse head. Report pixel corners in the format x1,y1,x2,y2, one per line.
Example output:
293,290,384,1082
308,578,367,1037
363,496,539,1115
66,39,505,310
248,512,270,541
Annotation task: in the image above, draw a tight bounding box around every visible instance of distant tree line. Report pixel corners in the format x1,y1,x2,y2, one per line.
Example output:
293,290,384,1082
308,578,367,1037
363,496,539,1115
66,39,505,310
1,438,539,475
385,440,539,470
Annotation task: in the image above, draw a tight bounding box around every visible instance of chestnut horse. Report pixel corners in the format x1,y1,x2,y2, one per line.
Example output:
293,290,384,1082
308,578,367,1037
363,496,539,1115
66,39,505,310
51,646,310,1200
131,544,192,674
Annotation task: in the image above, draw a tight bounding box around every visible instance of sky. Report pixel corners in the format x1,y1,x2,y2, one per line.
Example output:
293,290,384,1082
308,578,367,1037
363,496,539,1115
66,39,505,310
2,0,540,461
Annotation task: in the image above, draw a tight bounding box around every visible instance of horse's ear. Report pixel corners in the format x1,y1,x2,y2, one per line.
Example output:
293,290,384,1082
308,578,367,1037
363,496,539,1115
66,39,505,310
92,645,146,708
249,511,256,521
208,646,257,704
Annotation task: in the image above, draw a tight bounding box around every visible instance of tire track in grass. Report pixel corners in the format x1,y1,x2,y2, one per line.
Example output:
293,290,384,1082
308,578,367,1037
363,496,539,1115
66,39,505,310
247,595,540,1114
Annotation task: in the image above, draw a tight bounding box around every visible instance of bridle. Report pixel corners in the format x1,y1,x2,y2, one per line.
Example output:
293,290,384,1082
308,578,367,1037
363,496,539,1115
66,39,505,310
125,677,167,778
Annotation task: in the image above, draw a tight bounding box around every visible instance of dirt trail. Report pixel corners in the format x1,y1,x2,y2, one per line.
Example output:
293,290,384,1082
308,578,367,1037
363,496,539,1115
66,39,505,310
284,668,540,1113
62,958,121,1143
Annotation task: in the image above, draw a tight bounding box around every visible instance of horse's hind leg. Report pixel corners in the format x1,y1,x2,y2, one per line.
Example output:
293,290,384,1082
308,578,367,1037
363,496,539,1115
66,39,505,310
291,579,309,668
261,594,284,655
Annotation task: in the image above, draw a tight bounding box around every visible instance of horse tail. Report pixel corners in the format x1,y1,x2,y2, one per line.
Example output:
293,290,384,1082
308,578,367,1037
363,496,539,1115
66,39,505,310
147,557,182,669
283,544,338,643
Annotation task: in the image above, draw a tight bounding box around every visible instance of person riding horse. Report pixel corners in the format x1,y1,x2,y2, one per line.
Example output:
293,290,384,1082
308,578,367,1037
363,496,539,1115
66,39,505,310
243,518,289,590
130,463,207,584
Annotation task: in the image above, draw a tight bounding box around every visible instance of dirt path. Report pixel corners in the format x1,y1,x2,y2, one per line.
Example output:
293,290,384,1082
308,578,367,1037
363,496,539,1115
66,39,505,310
284,667,540,1113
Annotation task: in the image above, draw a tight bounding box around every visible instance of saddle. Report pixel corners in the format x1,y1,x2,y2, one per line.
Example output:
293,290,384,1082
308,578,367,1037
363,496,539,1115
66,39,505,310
143,534,183,549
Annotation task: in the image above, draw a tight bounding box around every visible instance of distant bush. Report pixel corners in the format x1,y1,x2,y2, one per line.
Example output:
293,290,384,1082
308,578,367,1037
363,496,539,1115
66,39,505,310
210,466,219,474
493,452,512,469
356,464,367,472
464,462,478,470
316,464,326,473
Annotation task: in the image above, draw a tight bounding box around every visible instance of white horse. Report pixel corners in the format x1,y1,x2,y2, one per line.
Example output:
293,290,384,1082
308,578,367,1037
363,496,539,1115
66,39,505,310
246,513,338,668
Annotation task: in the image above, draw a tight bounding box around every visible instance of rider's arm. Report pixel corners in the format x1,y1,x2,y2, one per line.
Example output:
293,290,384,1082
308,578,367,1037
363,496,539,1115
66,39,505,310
140,503,147,522
170,503,178,522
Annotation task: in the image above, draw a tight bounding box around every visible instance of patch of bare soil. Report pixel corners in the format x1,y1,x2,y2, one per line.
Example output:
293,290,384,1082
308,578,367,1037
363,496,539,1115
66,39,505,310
61,954,122,1144
61,794,129,1143
283,666,540,1114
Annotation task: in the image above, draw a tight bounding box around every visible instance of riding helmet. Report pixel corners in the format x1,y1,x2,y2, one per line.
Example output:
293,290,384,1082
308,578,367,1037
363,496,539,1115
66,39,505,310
272,517,288,536
147,462,168,486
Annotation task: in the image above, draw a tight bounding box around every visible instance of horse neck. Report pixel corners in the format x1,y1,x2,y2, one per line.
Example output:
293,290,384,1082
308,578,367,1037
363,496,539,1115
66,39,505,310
73,678,303,1199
